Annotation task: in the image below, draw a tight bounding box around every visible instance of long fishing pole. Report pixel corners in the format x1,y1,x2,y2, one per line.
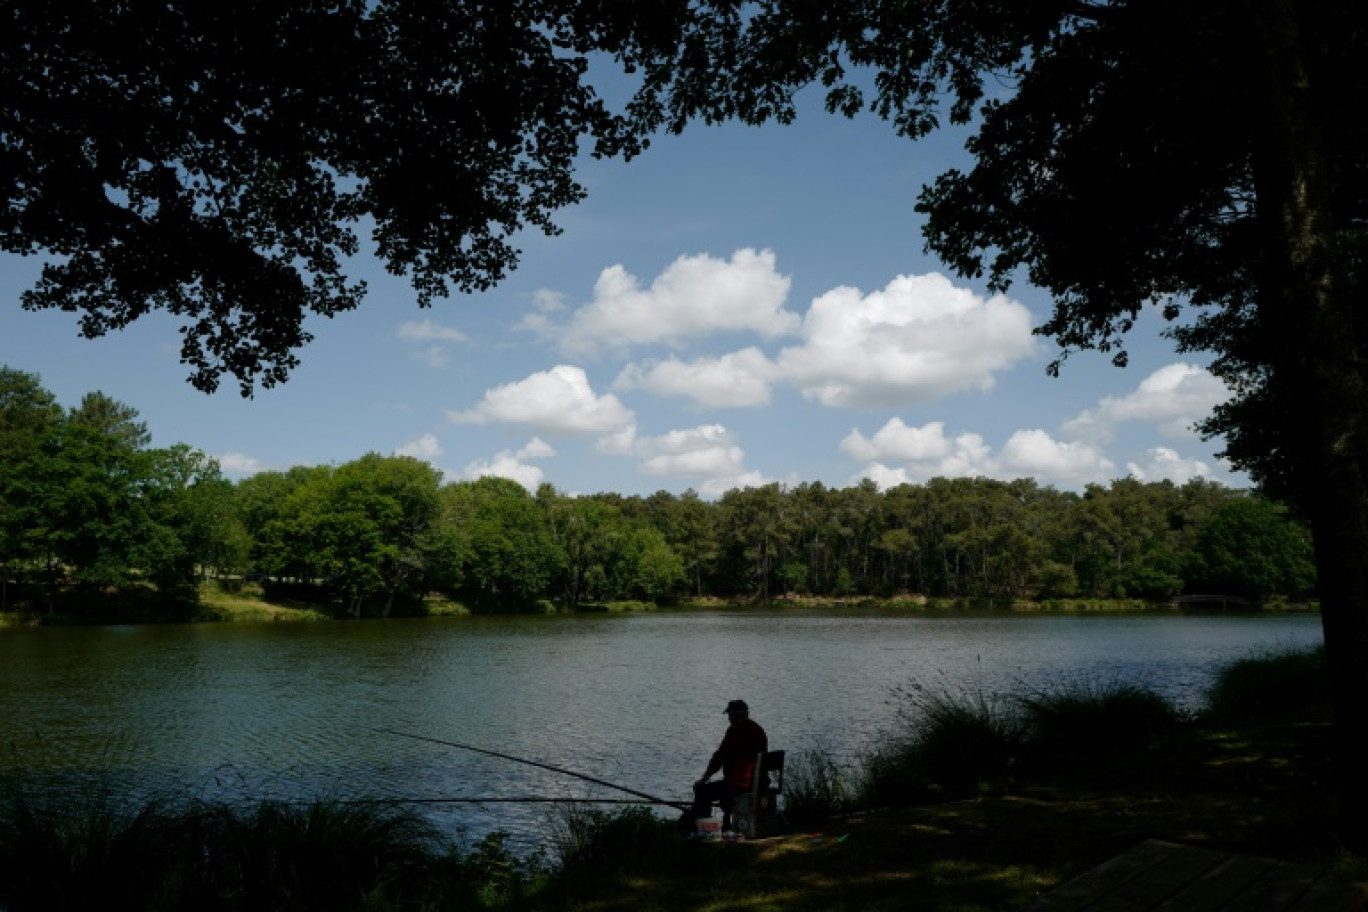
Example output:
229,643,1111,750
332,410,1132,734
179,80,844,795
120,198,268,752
331,797,672,806
375,728,690,811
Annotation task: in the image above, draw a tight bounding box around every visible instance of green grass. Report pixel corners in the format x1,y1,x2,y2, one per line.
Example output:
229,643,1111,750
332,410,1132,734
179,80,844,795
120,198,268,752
197,586,332,622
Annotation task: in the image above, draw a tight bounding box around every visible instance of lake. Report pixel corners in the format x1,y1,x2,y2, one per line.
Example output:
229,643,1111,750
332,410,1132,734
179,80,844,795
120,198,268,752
0,608,1322,850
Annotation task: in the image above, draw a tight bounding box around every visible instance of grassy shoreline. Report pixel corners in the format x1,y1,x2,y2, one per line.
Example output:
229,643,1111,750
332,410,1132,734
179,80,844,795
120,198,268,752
0,582,1319,627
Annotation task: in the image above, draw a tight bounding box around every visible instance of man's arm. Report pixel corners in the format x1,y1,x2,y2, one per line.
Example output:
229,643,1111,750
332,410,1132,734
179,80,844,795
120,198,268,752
697,729,734,783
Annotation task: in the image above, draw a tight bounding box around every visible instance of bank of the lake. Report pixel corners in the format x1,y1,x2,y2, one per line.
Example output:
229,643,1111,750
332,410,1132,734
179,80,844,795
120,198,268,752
2,703,1362,911
195,585,1322,623
0,576,1320,628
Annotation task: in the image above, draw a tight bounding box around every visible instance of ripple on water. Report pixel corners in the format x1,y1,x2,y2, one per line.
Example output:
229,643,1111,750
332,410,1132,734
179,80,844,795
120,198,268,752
0,610,1322,851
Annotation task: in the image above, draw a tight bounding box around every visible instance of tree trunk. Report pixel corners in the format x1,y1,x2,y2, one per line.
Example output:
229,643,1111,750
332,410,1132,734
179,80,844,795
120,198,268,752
1252,0,1368,844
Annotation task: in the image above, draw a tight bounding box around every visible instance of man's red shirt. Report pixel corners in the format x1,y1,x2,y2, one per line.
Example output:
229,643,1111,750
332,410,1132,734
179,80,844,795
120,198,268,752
707,717,768,789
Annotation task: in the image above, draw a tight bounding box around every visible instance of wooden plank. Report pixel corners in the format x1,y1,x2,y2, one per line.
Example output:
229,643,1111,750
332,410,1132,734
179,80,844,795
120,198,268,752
1027,840,1184,912
1286,870,1366,912
1027,841,1361,912
1155,854,1283,911
1221,861,1337,912
1083,844,1233,912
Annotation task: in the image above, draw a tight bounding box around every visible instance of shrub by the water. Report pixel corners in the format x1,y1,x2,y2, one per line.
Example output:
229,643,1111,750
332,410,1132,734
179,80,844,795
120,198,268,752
548,804,676,871
882,678,1029,799
782,747,852,826
0,786,535,912
1204,643,1330,723
853,742,939,810
213,799,444,911
1018,678,1185,773
0,785,199,912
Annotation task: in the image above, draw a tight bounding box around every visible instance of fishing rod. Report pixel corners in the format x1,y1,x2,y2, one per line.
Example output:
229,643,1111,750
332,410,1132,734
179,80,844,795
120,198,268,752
375,728,690,811
327,797,674,806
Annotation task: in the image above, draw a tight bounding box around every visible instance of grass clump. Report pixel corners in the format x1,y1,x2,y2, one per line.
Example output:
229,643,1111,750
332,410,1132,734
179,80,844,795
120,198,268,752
213,799,444,911
1018,678,1185,776
0,785,539,912
0,785,197,912
854,676,1187,805
782,747,853,826
548,804,676,870
874,678,1030,801
1203,643,1330,723
541,804,732,906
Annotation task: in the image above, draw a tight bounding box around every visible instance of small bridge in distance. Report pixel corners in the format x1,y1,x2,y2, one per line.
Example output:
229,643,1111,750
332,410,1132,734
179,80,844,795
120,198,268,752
1168,594,1260,610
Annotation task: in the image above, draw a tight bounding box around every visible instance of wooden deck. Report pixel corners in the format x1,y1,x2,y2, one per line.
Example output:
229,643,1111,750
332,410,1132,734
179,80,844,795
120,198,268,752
1026,840,1365,912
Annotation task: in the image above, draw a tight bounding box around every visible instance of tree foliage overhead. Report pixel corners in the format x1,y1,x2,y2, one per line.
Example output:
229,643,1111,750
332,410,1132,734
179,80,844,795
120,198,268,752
1,0,643,394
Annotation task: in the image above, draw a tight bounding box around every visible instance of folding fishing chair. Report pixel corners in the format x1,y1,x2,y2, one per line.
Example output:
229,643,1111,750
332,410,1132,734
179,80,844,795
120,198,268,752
731,749,786,839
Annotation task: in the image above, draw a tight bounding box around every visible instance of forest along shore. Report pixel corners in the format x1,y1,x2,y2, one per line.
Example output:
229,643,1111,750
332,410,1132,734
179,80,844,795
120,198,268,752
3,367,1316,624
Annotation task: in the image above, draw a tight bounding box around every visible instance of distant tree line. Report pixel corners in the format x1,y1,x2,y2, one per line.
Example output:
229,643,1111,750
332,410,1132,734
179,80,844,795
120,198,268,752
1,367,1317,618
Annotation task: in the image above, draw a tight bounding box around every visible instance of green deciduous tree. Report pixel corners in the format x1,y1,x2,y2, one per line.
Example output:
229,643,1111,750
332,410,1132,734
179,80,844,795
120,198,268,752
263,454,442,616
1189,497,1316,601
142,446,248,594
438,477,563,610
0,367,64,609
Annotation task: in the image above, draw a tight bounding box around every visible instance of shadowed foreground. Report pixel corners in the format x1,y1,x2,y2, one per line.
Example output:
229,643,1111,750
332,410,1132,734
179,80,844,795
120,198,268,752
541,723,1364,912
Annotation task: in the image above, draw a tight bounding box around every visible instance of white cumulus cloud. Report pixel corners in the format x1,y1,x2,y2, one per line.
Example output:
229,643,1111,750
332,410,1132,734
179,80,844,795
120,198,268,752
216,452,263,476
840,418,955,463
842,419,993,481
447,365,636,439
844,422,1112,489
1127,446,1214,484
624,424,768,499
397,319,467,343
699,471,770,500
394,433,442,462
774,272,1037,407
635,424,747,478
997,429,1115,487
1063,363,1227,443
463,438,558,492
557,248,798,356
852,462,914,490
614,347,777,407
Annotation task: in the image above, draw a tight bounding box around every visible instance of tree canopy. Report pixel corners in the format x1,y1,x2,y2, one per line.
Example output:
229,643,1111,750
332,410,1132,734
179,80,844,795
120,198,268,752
2,0,642,394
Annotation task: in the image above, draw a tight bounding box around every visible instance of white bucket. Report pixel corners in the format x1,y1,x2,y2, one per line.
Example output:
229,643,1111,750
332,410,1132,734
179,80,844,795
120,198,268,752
695,817,721,837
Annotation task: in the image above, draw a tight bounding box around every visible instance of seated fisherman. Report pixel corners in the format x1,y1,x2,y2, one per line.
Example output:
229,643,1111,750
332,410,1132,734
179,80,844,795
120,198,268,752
687,699,768,832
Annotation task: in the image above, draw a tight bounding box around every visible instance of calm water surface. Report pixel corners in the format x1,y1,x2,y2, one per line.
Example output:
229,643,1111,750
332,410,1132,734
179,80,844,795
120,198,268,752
0,609,1321,848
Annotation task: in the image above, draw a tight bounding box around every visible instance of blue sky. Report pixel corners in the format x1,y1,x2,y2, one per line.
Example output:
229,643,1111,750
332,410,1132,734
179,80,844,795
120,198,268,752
0,97,1242,498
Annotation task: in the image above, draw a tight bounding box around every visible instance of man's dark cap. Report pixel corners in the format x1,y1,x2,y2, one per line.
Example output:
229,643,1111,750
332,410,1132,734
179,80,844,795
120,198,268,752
724,700,749,715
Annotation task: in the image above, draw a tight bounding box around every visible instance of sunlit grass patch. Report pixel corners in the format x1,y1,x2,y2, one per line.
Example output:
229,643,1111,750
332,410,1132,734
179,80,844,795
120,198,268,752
198,585,331,621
